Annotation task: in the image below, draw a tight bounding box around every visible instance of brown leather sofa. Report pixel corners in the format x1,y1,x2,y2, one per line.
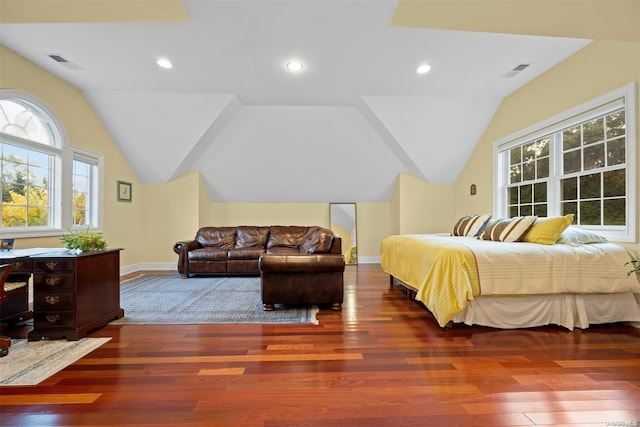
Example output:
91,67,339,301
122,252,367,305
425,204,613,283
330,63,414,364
173,225,342,278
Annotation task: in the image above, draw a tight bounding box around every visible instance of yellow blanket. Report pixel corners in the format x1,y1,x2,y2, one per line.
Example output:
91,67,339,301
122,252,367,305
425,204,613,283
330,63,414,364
380,234,480,327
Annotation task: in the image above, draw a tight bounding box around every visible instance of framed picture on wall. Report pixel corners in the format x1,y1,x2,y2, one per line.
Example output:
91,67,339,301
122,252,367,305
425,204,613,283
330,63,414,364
117,180,132,202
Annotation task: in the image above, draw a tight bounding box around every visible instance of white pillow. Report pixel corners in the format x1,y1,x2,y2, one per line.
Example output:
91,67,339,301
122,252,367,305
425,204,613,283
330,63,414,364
556,226,609,246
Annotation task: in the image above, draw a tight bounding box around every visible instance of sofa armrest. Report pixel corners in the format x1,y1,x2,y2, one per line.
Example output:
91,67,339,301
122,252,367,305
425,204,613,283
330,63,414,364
173,240,201,277
259,254,345,274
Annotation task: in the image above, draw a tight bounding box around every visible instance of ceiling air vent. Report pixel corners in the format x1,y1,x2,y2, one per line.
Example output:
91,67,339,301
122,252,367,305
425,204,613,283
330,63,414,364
503,63,530,78
47,53,83,70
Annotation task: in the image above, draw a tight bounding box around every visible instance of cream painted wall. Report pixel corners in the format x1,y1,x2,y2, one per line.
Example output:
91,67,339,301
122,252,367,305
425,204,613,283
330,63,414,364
356,202,391,261
395,173,455,234
0,46,144,268
140,171,203,265
455,40,640,254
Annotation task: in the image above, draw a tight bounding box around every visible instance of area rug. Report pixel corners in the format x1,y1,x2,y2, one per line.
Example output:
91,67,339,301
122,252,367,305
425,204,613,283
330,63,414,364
111,275,318,325
0,337,111,386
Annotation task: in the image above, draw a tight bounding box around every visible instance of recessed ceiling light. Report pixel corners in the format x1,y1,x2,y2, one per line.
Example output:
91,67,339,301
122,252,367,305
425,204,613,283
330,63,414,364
416,64,431,74
286,61,303,72
157,58,173,69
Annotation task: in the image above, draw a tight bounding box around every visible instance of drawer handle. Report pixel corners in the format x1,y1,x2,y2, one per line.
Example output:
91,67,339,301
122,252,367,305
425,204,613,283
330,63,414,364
46,314,61,324
45,277,61,287
46,262,58,270
45,295,60,305
12,261,24,270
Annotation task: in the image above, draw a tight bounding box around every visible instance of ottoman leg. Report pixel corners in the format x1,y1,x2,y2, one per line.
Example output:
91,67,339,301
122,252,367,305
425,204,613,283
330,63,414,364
263,304,275,311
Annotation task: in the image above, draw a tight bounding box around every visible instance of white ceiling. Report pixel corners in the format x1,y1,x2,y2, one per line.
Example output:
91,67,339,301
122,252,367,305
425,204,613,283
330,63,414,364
0,0,591,202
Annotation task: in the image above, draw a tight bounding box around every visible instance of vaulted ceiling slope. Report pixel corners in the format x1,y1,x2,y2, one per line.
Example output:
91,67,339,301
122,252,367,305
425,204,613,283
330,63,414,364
0,0,595,202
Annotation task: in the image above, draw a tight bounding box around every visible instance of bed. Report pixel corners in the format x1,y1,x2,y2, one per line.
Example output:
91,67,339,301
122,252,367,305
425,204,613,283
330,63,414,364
380,216,640,330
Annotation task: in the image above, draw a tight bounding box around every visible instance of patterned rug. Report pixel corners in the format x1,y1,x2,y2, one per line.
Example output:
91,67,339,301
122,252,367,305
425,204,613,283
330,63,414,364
0,337,111,386
111,275,318,325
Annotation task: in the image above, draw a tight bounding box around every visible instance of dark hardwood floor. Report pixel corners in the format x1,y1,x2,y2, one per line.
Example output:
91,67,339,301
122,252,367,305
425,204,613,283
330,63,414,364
1,264,639,426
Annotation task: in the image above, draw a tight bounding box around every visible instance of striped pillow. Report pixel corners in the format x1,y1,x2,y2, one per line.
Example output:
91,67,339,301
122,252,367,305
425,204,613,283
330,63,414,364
452,214,491,237
479,216,537,242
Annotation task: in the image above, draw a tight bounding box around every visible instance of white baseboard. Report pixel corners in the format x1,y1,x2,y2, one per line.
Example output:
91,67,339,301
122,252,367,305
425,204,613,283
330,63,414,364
120,262,176,276
356,256,380,264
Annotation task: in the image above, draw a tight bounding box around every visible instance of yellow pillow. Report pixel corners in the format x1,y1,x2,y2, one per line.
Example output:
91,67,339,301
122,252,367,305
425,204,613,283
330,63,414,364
522,214,574,245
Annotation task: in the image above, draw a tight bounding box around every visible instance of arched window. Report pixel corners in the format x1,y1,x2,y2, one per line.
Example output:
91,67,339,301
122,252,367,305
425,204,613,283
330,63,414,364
0,91,102,237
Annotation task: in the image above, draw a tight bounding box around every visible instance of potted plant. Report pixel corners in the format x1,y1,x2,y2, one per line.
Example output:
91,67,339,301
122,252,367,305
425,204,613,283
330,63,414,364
60,228,108,253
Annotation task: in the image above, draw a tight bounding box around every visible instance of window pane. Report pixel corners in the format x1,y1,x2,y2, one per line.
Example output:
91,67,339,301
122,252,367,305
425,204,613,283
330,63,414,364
607,138,625,166
563,126,580,150
510,147,522,165
533,204,547,216
520,184,532,203
561,177,577,200
510,165,521,184
606,111,625,138
580,173,601,199
522,161,535,181
0,99,54,145
508,187,518,204
603,198,625,225
509,205,519,217
27,206,47,226
28,165,49,186
583,117,604,145
580,200,601,225
523,142,536,162
562,201,577,218
2,204,26,227
520,204,533,216
537,138,550,157
583,143,604,170
537,158,549,178
533,182,547,203
563,150,581,173
603,169,625,197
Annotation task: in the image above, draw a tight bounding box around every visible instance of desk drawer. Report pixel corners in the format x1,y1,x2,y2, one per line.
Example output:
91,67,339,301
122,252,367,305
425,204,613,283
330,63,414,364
34,273,74,291
7,259,32,273
33,259,75,272
34,292,74,310
33,311,74,328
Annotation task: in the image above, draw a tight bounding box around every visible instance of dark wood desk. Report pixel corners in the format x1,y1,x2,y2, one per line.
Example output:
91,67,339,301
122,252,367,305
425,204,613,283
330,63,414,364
0,248,123,341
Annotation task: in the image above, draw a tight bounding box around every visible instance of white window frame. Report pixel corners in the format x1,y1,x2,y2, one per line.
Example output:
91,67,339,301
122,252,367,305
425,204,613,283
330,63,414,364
494,82,637,242
0,90,103,238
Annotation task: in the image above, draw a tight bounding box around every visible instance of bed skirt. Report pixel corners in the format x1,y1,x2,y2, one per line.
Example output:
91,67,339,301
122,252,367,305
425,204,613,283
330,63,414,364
451,292,640,330
390,277,640,330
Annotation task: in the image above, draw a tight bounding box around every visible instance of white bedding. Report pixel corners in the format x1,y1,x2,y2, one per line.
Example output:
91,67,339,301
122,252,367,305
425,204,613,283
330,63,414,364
446,236,640,296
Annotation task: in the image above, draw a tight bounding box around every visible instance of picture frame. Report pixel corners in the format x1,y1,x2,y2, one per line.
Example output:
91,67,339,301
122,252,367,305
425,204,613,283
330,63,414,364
117,180,132,202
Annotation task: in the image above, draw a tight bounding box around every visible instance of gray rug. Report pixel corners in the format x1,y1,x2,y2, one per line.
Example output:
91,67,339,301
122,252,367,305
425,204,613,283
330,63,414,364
112,275,318,325
0,338,111,386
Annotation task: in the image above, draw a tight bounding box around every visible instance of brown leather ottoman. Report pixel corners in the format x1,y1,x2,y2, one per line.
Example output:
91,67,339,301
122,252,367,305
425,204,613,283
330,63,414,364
259,254,345,311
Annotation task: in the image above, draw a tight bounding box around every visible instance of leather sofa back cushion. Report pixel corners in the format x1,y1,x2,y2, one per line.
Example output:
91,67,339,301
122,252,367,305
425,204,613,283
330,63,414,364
196,227,236,249
299,226,334,254
267,226,309,249
235,226,269,249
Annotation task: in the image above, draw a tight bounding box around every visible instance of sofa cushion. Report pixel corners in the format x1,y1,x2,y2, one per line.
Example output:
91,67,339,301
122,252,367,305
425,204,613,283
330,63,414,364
196,227,236,249
266,246,300,255
299,226,334,254
188,248,228,261
228,248,265,260
266,226,309,249
235,226,269,249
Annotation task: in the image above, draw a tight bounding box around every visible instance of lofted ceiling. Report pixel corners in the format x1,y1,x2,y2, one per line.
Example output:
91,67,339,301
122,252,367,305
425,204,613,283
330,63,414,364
0,0,600,203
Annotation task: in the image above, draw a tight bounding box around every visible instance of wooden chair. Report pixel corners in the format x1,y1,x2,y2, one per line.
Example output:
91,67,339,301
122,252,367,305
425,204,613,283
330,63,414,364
0,264,27,356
